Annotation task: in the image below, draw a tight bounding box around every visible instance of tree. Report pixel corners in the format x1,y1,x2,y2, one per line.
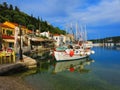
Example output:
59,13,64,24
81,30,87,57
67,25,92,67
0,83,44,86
3,2,8,9
0,4,3,11
6,30,12,36
9,4,13,10
15,6,20,12
0,3,66,35
27,24,35,30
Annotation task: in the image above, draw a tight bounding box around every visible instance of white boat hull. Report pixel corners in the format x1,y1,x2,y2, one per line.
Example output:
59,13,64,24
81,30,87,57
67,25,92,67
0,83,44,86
54,51,88,61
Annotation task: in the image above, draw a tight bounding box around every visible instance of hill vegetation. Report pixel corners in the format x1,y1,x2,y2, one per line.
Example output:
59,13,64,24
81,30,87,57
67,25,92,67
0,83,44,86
0,2,66,34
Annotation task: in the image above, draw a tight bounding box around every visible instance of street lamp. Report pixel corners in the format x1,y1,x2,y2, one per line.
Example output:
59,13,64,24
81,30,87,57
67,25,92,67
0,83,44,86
30,35,33,50
19,25,23,61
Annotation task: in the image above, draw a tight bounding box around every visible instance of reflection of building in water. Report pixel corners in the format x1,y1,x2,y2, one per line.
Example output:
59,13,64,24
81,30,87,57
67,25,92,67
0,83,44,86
53,58,95,73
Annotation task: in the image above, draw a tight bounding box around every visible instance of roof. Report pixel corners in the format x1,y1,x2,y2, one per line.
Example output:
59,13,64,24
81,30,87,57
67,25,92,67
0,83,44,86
0,23,13,29
3,21,27,29
3,21,16,28
27,30,33,33
31,37,45,41
31,37,55,42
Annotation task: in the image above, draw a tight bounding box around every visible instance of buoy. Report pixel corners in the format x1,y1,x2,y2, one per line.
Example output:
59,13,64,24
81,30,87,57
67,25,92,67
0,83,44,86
86,52,91,55
69,50,74,57
69,67,74,72
91,50,95,54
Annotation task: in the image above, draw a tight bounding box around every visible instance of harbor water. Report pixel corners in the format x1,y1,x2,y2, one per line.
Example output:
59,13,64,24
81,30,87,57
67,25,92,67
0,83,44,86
24,47,120,90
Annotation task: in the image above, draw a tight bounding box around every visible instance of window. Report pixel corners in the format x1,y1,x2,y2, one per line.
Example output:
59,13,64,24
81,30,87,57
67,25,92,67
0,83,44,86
56,37,58,40
9,43,13,48
2,29,5,34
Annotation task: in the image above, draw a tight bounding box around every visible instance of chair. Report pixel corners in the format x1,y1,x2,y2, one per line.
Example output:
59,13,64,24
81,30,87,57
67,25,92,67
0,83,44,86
11,51,16,63
0,51,6,64
5,52,12,63
0,52,2,64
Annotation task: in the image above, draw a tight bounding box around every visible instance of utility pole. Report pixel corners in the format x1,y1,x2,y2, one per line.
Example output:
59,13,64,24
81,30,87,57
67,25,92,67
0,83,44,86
0,26,2,50
19,25,23,61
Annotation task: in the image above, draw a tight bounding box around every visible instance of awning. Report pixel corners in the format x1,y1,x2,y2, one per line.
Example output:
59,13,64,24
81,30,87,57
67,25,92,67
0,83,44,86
3,39,14,43
31,38,45,42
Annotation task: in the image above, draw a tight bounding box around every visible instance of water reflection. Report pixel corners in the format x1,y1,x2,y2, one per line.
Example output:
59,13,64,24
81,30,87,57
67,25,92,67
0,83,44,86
24,51,95,74
34,58,94,75
52,58,94,73
25,50,52,60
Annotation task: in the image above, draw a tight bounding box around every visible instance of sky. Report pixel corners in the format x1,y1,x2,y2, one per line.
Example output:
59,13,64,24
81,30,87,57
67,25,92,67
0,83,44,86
0,0,120,40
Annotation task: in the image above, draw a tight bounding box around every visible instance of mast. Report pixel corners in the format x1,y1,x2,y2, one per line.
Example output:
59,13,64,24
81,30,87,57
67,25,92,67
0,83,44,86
80,25,83,41
70,23,74,43
84,24,87,41
76,22,78,41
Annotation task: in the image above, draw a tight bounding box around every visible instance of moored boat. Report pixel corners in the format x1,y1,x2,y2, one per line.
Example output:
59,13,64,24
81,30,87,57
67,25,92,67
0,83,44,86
52,44,95,61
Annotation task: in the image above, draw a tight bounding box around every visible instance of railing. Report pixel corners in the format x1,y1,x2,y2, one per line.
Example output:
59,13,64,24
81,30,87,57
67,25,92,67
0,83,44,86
0,50,15,64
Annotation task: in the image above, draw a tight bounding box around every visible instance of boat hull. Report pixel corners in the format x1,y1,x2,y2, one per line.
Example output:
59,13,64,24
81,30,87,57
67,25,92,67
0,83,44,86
54,51,88,61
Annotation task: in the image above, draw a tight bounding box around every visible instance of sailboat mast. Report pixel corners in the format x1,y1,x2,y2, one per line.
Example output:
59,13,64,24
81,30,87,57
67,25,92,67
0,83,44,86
84,24,87,41
76,23,78,41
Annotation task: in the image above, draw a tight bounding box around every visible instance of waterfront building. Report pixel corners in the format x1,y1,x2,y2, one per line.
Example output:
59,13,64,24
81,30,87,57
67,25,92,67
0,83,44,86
53,34,64,46
0,21,32,50
0,23,14,49
52,34,74,46
65,34,74,44
40,31,50,38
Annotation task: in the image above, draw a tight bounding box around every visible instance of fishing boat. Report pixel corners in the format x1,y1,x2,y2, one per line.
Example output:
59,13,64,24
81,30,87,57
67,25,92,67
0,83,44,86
52,44,95,61
51,23,95,61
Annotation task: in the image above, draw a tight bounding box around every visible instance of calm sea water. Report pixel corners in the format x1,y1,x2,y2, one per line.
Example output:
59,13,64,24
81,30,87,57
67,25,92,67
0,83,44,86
24,47,120,90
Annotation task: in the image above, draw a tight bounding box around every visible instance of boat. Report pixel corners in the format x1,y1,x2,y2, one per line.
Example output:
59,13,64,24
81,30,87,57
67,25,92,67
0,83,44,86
52,44,95,61
51,24,95,61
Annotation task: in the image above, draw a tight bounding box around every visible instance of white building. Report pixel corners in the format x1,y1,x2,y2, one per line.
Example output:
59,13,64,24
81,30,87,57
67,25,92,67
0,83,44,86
53,34,65,46
40,31,49,38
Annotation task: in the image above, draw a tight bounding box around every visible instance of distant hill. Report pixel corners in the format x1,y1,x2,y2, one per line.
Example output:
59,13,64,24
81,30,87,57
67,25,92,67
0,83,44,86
0,2,66,34
90,36,120,43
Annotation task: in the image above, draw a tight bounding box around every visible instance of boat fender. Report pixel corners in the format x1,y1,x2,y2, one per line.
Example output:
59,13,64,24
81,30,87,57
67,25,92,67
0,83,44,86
91,50,95,54
86,52,91,55
69,50,74,57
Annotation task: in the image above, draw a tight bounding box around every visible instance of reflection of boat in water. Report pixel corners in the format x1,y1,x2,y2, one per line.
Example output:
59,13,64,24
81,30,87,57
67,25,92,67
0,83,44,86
31,57,95,74
115,45,120,50
52,58,95,73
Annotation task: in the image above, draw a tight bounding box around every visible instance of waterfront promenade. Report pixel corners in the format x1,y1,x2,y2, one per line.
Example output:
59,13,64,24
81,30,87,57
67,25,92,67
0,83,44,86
0,55,37,90
0,55,37,75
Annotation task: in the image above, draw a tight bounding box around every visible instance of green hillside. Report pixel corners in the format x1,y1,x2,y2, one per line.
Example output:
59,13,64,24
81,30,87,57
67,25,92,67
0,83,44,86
0,2,66,34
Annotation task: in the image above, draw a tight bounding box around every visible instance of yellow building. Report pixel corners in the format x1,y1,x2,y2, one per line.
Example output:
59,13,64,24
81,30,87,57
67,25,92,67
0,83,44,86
0,23,14,48
0,21,30,49
0,23,14,35
3,21,29,35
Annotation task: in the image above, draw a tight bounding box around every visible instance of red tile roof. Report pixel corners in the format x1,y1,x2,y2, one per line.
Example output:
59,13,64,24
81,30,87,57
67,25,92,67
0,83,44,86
27,30,33,33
